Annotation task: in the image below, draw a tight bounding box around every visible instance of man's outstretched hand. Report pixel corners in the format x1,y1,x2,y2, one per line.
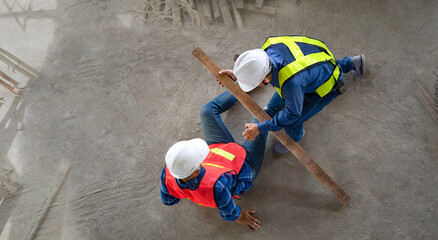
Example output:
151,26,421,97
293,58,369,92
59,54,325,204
236,209,261,231
217,69,236,87
242,123,259,141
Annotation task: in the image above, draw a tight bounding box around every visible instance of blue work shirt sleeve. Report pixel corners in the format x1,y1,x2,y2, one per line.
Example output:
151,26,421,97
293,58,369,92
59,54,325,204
214,174,241,221
257,80,305,133
160,168,180,206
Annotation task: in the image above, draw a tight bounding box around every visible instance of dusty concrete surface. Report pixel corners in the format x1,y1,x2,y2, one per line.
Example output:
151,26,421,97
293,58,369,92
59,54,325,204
0,0,437,239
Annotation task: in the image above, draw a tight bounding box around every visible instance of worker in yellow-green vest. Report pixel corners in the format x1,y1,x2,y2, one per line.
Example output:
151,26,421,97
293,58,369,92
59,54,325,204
219,35,365,154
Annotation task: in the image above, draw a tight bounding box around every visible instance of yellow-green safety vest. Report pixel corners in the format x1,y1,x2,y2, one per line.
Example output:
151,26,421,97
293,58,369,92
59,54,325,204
261,36,341,99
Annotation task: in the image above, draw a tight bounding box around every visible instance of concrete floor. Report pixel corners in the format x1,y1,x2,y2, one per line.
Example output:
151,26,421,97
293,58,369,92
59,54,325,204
0,0,437,239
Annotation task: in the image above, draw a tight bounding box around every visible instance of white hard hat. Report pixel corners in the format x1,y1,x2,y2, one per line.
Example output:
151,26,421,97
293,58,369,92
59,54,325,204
233,49,270,92
165,138,209,179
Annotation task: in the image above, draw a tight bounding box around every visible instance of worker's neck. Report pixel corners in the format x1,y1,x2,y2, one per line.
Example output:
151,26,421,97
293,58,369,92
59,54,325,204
181,177,192,183
181,170,200,183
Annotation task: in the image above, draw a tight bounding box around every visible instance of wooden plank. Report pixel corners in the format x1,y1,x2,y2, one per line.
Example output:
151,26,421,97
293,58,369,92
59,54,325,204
24,160,71,240
255,0,264,8
217,0,234,27
244,3,276,15
211,0,221,20
192,47,351,205
230,0,243,28
235,0,244,9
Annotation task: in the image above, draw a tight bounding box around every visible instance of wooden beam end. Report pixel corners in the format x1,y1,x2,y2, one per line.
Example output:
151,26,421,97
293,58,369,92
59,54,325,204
341,194,351,206
192,47,203,58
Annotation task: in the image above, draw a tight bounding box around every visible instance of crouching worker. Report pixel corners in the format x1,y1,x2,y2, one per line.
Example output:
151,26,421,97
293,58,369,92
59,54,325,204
160,91,268,231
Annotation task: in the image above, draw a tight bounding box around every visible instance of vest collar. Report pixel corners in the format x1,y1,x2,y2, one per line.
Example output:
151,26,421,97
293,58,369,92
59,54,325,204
268,56,280,89
176,167,205,190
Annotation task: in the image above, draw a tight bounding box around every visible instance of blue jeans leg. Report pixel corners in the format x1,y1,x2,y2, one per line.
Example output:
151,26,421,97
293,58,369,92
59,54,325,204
284,89,340,141
201,91,268,178
263,89,340,142
241,117,268,179
239,92,282,178
264,92,285,118
263,92,307,141
336,57,354,73
200,91,238,145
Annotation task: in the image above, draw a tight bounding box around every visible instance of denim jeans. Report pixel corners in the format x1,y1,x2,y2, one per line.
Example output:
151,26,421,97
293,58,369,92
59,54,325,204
264,57,354,142
200,91,268,178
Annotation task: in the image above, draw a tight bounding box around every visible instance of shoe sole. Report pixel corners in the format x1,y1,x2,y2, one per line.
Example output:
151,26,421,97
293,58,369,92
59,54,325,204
354,54,365,77
273,129,305,155
273,149,289,155
359,54,365,76
273,142,289,155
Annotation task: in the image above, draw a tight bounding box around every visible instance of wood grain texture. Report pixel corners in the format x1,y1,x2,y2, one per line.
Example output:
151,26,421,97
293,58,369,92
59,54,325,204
192,47,351,205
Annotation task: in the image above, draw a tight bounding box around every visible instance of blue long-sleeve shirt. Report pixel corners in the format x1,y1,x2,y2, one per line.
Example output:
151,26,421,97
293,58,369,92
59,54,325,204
160,161,253,221
257,42,336,133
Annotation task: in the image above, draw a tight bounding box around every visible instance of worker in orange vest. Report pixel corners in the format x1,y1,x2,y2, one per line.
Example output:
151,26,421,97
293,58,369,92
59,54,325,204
160,90,268,231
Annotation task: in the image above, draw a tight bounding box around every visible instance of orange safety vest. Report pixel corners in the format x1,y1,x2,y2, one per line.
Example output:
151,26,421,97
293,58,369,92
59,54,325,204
164,142,246,208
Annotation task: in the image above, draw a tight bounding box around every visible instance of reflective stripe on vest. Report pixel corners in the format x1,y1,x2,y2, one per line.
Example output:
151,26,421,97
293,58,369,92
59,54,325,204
209,148,235,161
164,142,246,208
201,162,224,168
261,36,341,98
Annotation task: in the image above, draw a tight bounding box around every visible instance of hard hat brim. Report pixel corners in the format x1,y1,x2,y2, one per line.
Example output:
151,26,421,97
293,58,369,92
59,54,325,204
238,81,258,92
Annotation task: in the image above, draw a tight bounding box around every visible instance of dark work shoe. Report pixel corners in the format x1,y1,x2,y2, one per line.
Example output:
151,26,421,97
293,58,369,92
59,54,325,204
273,141,289,154
352,55,365,77
273,130,305,154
